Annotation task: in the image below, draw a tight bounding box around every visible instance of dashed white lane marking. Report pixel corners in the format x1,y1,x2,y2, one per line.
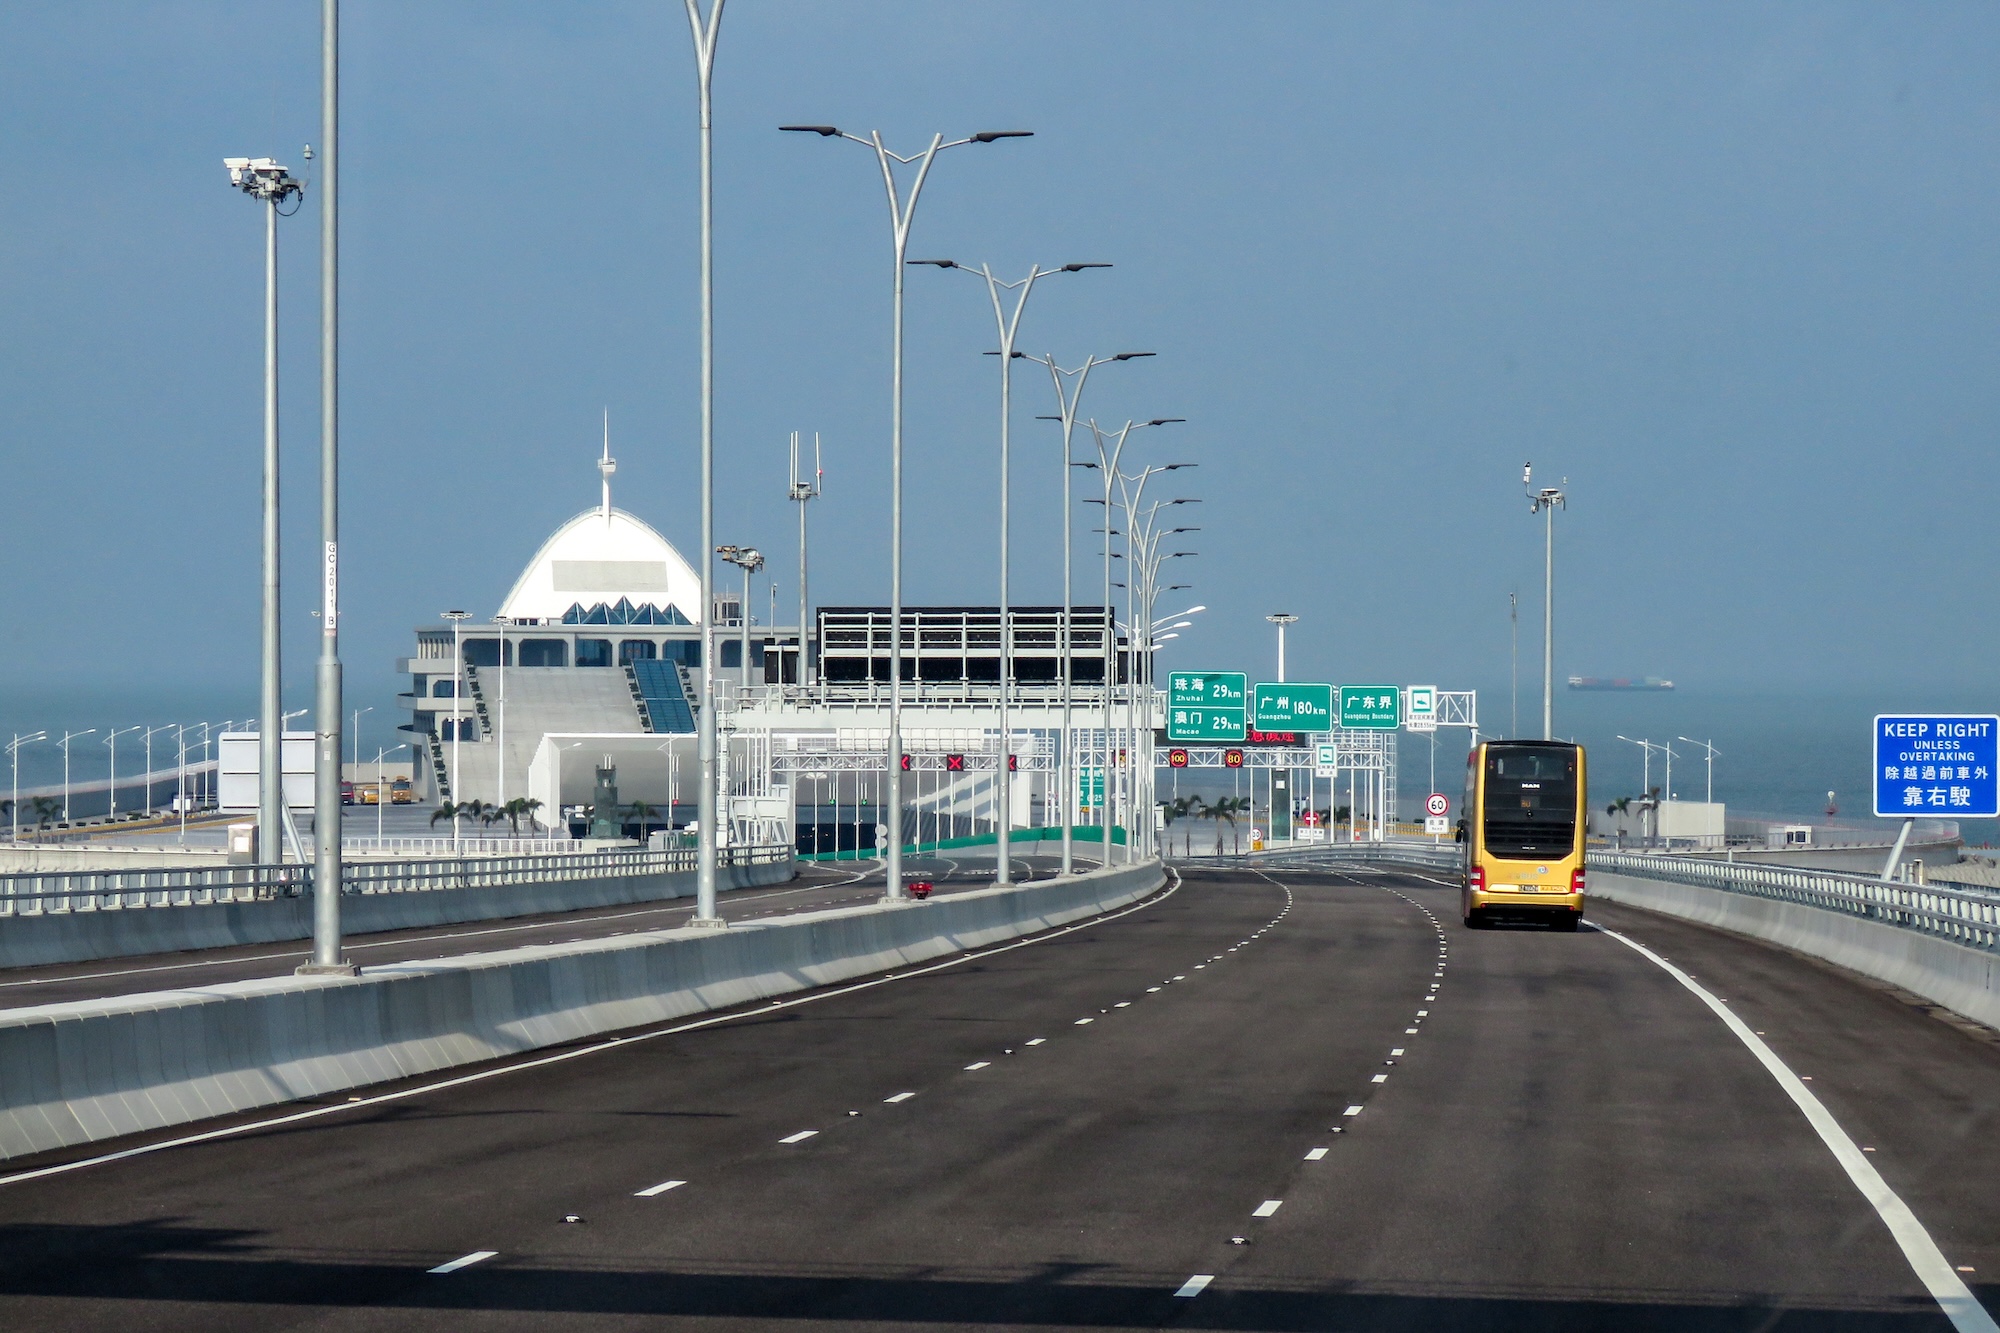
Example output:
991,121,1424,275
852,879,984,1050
1114,1001,1131,1008
1343,1105,1364,1117
1174,974,1187,980
1405,1028,1419,1034
1146,986,1162,992
635,1179,686,1197
1175,1273,1214,1298
1305,1147,1328,1160
779,1130,819,1144
1074,1017,1094,1025
964,1061,991,1071
1195,965,1207,970
1253,1199,1283,1217
884,1092,916,1103
429,1251,497,1274
1418,1009,1429,1016
1391,1048,1405,1056
1597,923,1999,1333
1371,1073,1389,1083
1026,1038,1046,1046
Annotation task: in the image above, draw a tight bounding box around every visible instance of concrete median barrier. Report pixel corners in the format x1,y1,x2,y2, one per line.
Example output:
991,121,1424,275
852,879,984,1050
0,860,1166,1163
1592,869,2000,1032
0,855,794,970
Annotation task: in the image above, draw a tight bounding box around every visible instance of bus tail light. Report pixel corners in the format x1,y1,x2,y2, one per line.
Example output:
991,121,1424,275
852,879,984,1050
1469,866,1484,892
1571,868,1586,893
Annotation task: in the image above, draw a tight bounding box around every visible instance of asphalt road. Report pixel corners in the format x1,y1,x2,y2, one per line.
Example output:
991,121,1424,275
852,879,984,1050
0,851,1087,1009
0,863,1995,1330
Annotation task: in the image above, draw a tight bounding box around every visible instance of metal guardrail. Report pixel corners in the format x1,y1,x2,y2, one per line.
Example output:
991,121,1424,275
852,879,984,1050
1238,841,1465,873
0,844,792,917
342,836,586,856
1588,850,2000,955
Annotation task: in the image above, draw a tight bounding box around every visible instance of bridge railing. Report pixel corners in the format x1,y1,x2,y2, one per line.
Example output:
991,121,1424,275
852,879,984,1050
0,844,793,917
1253,842,1464,873
1588,850,2000,955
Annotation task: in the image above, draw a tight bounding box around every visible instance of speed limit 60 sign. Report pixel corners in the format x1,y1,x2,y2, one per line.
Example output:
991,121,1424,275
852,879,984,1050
1425,793,1450,817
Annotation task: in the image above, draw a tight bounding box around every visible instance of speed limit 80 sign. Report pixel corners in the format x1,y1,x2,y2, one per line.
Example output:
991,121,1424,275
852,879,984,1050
1425,793,1450,817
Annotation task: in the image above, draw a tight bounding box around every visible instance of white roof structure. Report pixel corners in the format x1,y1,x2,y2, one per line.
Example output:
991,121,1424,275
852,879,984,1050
497,506,703,624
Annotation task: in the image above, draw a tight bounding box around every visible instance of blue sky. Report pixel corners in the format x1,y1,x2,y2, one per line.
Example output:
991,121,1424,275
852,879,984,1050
3,0,1998,745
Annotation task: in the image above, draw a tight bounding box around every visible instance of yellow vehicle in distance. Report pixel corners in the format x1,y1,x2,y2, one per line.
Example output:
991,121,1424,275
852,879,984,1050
1460,739,1586,931
358,777,415,806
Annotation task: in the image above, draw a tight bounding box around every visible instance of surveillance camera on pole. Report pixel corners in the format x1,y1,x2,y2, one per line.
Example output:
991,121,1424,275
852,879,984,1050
1524,462,1568,741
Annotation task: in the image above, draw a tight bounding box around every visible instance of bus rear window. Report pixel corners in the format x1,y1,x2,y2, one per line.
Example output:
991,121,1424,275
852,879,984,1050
1484,745,1577,858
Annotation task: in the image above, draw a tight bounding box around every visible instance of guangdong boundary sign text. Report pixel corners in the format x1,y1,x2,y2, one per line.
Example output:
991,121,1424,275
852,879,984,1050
1874,714,1999,817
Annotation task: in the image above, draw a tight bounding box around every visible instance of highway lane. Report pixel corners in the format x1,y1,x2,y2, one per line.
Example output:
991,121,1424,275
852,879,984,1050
0,850,1088,1009
0,865,1993,1329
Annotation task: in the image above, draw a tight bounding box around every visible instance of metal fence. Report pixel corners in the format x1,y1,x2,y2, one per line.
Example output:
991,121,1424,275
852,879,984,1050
341,836,585,856
0,844,792,917
1588,850,2000,955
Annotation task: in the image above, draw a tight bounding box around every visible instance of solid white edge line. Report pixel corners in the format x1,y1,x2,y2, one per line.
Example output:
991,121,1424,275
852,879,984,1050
428,1250,498,1274
1595,922,1998,1333
635,1179,686,1197
0,868,1184,1190
1174,1273,1214,1298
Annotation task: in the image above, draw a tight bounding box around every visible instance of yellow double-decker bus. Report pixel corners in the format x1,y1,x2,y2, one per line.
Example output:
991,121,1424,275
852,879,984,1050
1460,740,1586,930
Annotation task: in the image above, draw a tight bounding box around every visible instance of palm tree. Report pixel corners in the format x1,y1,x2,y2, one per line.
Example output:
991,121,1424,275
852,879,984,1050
32,796,59,831
1210,795,1250,855
429,799,461,830
502,796,543,835
627,800,661,842
1160,796,1192,858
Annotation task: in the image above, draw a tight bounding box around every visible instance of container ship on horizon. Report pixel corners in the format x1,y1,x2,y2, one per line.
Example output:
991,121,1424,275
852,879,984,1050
1568,675,1675,691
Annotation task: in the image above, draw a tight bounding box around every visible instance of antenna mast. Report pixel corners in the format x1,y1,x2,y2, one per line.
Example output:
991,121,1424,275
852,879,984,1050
598,409,616,521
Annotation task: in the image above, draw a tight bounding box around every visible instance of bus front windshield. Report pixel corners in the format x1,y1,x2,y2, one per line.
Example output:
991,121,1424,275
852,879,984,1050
1483,745,1578,858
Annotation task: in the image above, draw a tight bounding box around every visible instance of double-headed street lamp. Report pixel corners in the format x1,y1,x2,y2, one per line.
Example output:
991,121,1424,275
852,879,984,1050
225,155,304,863
1678,737,1720,804
913,260,1109,885
1030,350,1153,875
1525,463,1567,741
1075,419,1186,857
781,122,1030,903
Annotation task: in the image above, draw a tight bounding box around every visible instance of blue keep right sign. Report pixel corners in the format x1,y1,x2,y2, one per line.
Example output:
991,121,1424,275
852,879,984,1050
1874,714,2000,817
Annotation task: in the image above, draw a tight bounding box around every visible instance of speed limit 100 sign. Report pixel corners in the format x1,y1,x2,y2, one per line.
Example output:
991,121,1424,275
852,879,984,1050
1425,793,1450,817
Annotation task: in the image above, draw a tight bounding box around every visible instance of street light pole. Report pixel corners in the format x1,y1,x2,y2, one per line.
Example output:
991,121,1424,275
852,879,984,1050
59,730,94,824
143,724,175,816
1525,464,1566,741
916,261,1109,885
491,614,508,810
8,733,46,842
103,727,140,820
226,155,304,863
1678,737,1720,804
781,122,1031,901
442,610,469,848
1266,614,1297,682
304,0,351,972
718,546,764,693
683,0,727,927
1030,351,1152,876
1509,591,1519,737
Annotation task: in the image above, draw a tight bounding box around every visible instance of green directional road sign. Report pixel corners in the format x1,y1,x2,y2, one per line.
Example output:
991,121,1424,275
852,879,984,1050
1251,682,1334,731
1167,670,1247,742
1078,766,1106,808
1340,684,1402,729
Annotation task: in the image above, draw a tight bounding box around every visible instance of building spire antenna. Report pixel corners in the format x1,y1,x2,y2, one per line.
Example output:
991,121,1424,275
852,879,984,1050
599,408,616,521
